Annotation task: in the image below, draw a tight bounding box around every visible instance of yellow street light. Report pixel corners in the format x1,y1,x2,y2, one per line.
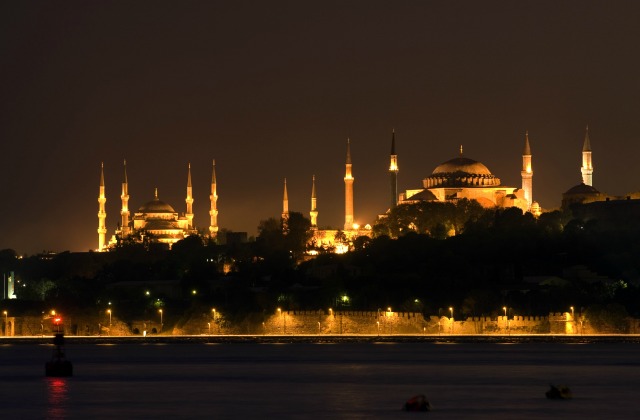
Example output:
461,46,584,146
159,309,163,325
503,307,507,318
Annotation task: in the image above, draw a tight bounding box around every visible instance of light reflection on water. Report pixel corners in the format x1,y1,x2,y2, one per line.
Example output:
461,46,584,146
1,342,639,418
45,377,69,420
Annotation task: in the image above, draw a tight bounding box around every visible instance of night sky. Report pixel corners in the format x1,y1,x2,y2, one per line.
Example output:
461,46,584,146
2,1,640,254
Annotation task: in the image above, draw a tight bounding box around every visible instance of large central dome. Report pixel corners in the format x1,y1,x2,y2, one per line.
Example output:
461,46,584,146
432,157,493,176
424,156,501,188
138,190,176,214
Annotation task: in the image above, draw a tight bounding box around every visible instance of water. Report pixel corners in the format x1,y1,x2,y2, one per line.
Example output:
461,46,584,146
1,341,640,419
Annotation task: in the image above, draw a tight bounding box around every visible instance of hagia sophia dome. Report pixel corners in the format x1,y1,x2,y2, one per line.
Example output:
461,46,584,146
423,156,501,189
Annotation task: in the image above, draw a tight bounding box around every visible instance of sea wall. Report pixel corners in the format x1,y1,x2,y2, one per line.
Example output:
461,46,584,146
1,311,625,336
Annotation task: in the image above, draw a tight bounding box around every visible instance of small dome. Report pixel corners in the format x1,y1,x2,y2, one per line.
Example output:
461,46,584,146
564,183,600,195
432,157,493,176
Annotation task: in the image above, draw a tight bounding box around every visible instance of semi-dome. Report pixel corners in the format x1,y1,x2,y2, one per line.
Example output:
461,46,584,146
424,156,501,188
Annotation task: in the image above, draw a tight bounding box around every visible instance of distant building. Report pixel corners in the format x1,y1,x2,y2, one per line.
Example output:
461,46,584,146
97,160,219,251
397,133,536,214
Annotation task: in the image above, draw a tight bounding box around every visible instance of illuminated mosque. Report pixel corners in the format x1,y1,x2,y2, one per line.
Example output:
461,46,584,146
97,161,219,251
396,132,536,215
97,127,612,251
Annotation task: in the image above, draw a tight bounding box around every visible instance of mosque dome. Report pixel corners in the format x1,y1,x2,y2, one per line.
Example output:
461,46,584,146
424,156,501,188
563,183,600,195
432,157,493,176
138,191,176,213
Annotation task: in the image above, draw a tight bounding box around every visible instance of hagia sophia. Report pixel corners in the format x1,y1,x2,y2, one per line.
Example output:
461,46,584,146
96,127,625,252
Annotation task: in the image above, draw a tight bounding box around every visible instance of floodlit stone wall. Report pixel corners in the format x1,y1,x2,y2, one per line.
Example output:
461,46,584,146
2,311,633,336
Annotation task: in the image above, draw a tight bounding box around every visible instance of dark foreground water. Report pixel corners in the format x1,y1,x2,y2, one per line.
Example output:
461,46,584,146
1,340,640,419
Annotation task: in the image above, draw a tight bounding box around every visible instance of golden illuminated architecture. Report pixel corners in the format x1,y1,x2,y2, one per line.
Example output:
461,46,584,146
581,126,593,186
97,163,107,251
389,130,399,209
344,138,355,230
310,175,318,229
521,131,533,208
398,137,530,213
209,160,219,238
97,161,218,251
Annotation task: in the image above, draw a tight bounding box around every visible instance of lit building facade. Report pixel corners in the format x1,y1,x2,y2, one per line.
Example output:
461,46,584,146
97,161,219,251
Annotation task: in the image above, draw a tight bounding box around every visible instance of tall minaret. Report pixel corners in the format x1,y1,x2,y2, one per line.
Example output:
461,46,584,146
120,159,130,237
97,162,107,251
344,138,354,230
282,178,290,232
310,175,318,229
389,129,399,209
282,178,289,220
185,163,194,229
581,125,593,186
521,131,533,209
209,160,219,238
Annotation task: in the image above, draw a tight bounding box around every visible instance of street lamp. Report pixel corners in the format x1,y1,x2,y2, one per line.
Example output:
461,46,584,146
449,307,454,334
158,309,163,332
2,311,6,336
107,309,112,335
503,306,507,318
207,322,211,335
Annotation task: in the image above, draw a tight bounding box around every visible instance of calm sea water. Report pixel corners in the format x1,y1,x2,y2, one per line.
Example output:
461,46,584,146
1,340,640,419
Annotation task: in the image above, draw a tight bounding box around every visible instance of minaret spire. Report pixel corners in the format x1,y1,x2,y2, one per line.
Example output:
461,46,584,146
344,138,355,230
521,131,533,209
120,159,130,237
310,175,318,229
581,125,593,186
185,163,194,229
282,178,290,232
97,162,107,251
209,160,219,238
389,129,399,209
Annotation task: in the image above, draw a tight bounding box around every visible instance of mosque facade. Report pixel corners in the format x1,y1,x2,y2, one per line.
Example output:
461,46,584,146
97,161,219,251
97,127,616,252
397,133,537,215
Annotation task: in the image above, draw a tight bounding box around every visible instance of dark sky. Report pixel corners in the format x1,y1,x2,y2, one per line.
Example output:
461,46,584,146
2,1,640,254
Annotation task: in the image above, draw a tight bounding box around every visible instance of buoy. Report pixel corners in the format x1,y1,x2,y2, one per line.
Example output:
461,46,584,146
546,384,571,400
45,333,73,377
403,394,432,411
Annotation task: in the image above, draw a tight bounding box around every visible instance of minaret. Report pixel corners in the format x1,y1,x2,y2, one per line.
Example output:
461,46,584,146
209,160,219,238
282,178,290,232
344,138,354,230
581,125,593,186
282,178,289,220
389,130,399,209
521,131,533,209
310,175,318,229
97,163,107,251
120,160,130,237
185,163,194,229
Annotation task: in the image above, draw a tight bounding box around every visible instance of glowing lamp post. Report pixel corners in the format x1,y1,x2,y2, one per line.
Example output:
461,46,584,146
277,308,285,334
2,311,6,336
158,309,163,332
207,322,211,335
449,307,454,334
107,309,112,335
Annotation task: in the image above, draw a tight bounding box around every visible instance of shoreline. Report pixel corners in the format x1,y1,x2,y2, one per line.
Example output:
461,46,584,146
3,334,640,345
